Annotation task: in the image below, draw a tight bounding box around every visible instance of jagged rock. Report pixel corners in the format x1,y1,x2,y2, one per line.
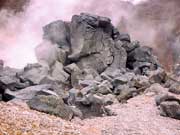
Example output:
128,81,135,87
70,69,86,88
169,83,180,94
103,94,118,105
0,67,30,98
1,12,168,120
43,20,70,51
19,63,49,85
0,75,28,91
79,80,100,87
68,13,115,73
117,87,137,102
97,85,112,95
80,85,98,96
67,88,82,105
114,85,129,95
160,101,180,120
69,106,83,119
133,75,150,88
110,40,127,69
112,76,129,87
64,63,80,74
101,68,123,79
118,33,131,42
96,80,113,95
100,72,113,82
148,68,167,84
56,48,68,65
146,83,168,95
127,46,159,74
4,84,58,101
51,61,69,83
69,13,113,60
122,40,140,53
27,95,74,120
173,63,180,76
155,93,180,106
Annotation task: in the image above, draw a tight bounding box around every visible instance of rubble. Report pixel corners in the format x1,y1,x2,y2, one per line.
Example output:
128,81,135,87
1,13,179,121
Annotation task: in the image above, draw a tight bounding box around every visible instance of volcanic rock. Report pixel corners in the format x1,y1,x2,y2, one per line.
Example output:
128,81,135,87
4,84,58,101
160,101,180,120
0,13,167,120
27,95,74,120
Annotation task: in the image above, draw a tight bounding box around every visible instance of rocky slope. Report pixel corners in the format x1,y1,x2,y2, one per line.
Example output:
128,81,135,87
1,91,180,135
0,13,180,134
0,13,164,119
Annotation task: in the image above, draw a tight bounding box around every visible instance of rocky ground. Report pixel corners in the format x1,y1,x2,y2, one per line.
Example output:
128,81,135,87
77,93,180,135
0,101,81,135
0,12,180,135
1,92,180,135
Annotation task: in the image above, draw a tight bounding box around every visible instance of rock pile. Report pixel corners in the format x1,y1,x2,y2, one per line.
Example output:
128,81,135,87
0,13,172,120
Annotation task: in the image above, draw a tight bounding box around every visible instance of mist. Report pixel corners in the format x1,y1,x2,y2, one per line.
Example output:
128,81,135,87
0,0,179,71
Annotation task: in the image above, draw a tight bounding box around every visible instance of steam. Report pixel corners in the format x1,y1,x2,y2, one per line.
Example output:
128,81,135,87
0,0,179,70
0,0,80,68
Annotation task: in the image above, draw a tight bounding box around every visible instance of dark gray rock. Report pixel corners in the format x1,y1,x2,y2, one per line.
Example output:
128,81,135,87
127,46,159,74
109,40,127,69
118,33,131,42
112,76,129,87
148,68,167,84
155,94,180,106
122,40,140,53
160,101,180,120
4,84,58,101
69,13,114,73
27,95,74,120
97,80,113,95
80,85,98,96
0,67,30,99
67,88,82,105
18,63,49,85
103,94,118,105
169,83,180,95
133,75,150,88
79,80,100,87
64,63,80,74
102,68,124,79
114,85,129,95
51,61,69,83
69,106,83,119
117,87,137,102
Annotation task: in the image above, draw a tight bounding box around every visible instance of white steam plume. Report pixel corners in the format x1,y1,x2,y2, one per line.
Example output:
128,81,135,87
0,0,147,68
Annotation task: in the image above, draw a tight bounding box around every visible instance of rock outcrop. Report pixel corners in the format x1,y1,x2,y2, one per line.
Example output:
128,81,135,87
0,13,171,120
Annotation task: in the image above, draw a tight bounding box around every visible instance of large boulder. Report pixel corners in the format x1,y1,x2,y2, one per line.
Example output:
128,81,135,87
155,93,180,120
127,46,160,74
18,63,49,85
68,13,117,73
160,101,180,120
27,95,74,120
50,61,69,83
0,67,30,96
4,84,58,101
109,40,127,69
